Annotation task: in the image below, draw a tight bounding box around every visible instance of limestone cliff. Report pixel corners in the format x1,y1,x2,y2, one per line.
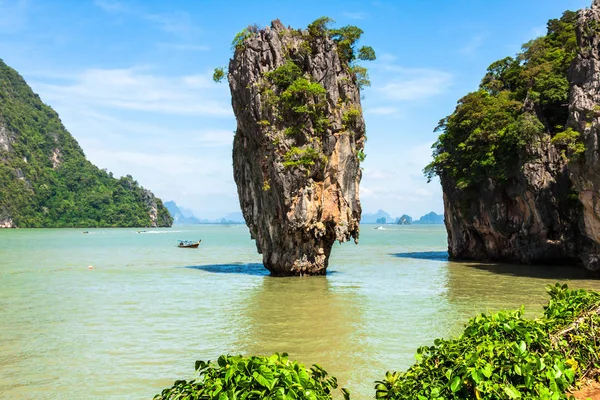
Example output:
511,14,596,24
429,8,589,268
568,0,600,270
441,134,581,265
228,20,369,275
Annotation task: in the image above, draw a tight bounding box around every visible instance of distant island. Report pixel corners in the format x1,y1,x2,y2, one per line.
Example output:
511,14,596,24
165,201,245,225
0,59,172,228
361,209,444,225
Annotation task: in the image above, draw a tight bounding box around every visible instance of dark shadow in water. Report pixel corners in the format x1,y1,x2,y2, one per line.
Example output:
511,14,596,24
466,262,598,280
185,263,339,277
185,263,270,276
391,251,449,261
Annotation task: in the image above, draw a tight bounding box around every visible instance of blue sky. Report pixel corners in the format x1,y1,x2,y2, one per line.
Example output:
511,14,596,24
0,0,591,219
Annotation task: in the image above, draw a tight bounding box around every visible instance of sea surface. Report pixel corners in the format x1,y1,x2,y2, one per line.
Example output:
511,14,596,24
1,224,600,399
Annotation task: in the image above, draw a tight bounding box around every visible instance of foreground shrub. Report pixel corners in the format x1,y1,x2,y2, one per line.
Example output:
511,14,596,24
376,284,600,399
154,353,349,400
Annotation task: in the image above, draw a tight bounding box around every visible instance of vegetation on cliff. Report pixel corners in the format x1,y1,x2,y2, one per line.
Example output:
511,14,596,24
425,11,580,189
156,285,600,399
216,18,375,171
0,59,172,227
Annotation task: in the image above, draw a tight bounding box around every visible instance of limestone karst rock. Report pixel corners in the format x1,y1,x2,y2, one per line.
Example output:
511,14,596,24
228,20,368,275
568,0,600,271
432,0,600,272
429,6,597,269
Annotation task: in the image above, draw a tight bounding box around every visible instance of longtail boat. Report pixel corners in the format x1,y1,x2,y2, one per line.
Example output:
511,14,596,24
178,240,201,248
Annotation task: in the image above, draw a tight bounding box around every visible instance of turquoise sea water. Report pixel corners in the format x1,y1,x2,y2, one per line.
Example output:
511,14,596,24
1,224,599,399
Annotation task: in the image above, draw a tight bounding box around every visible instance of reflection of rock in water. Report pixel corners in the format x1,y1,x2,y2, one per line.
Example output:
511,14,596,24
444,261,600,325
235,276,370,397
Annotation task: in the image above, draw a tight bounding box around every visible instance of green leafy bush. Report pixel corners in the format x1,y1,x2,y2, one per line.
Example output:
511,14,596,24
551,128,585,159
376,284,600,400
283,146,322,168
307,16,334,38
213,67,225,83
231,28,252,51
265,60,304,90
154,353,349,400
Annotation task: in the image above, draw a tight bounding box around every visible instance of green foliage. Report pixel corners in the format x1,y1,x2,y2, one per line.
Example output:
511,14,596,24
329,25,364,63
342,108,361,129
357,149,366,163
0,59,172,228
283,146,322,168
232,28,252,51
262,179,271,191
426,11,580,189
307,16,334,38
358,46,376,61
349,65,371,89
306,17,375,88
213,67,225,83
279,78,328,134
265,60,304,90
551,128,585,159
154,353,349,400
377,284,600,400
425,91,543,187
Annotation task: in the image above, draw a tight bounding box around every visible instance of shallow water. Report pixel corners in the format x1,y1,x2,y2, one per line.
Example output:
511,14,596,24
1,225,599,399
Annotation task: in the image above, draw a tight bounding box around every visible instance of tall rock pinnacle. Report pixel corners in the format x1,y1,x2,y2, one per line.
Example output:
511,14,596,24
228,20,370,275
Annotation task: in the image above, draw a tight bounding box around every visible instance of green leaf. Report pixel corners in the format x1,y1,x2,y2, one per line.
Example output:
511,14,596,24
450,376,461,393
504,385,521,399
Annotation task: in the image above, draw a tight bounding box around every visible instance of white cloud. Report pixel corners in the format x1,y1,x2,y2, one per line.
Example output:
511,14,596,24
365,106,400,116
32,67,231,117
359,143,443,218
459,34,485,55
22,65,237,218
376,68,453,101
94,1,203,42
343,12,367,20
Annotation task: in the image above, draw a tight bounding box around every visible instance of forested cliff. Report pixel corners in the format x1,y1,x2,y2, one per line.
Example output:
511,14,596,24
0,59,172,228
426,1,600,271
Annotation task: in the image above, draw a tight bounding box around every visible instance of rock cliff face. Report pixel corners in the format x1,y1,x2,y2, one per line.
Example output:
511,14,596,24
228,20,365,275
442,133,581,265
568,0,600,271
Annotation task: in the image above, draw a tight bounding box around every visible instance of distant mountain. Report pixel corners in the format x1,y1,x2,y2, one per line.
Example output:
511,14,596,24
396,214,413,225
221,212,245,224
413,212,444,224
164,201,201,225
361,209,392,224
179,206,196,219
0,59,172,228
164,203,246,225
